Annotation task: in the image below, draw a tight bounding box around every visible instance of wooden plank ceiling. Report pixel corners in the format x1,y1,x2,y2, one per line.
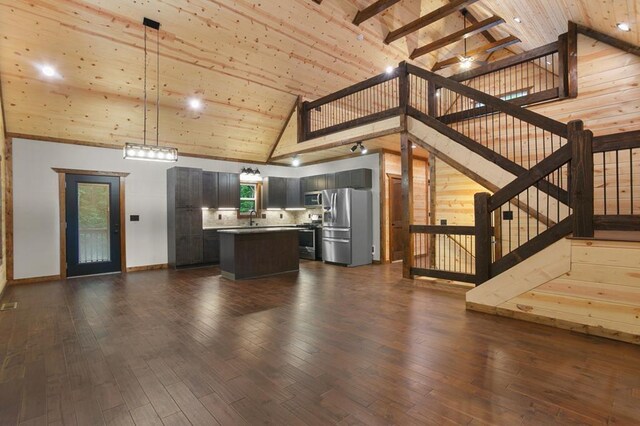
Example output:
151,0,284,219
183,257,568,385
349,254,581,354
0,0,637,163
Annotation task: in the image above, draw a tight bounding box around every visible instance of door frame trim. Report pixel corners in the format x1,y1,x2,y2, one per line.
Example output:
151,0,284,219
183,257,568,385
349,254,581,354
387,173,403,262
53,168,129,279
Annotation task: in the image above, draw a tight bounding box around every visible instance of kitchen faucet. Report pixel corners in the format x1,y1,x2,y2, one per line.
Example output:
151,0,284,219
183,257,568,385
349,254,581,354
249,209,257,227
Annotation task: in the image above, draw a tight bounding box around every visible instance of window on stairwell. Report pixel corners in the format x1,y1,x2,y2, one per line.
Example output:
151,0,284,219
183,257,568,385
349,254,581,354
475,88,532,108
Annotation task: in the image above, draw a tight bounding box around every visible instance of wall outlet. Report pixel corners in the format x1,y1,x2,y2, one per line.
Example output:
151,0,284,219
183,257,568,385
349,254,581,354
440,219,447,225
218,214,222,220
262,213,267,219
280,213,283,219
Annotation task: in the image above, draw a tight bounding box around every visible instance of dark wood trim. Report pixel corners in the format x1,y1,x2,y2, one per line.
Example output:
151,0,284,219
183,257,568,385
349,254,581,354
432,36,521,71
448,40,560,82
379,152,387,263
410,16,505,60
410,225,476,235
304,107,401,140
410,268,475,283
400,132,414,279
593,215,640,231
268,96,299,160
58,173,66,279
569,120,594,238
574,22,640,58
384,0,480,44
52,168,130,177
4,138,12,282
312,0,322,4
428,156,436,268
407,65,568,137
297,98,306,143
593,130,640,152
119,177,127,273
488,144,571,210
353,0,401,25
567,21,579,98
491,216,573,277
126,263,169,272
474,192,492,284
305,70,400,110
398,62,409,115
462,7,498,44
557,33,568,98
437,88,560,125
8,275,62,286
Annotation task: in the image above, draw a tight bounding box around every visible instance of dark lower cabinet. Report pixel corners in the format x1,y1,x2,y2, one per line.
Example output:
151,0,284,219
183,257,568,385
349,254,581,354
203,230,220,264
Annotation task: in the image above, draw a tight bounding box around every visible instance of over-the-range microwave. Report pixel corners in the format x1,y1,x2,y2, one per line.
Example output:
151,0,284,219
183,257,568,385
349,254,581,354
304,191,322,208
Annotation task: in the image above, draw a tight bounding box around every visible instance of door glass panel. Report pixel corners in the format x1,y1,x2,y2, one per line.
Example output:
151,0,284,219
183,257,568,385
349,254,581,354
77,183,110,264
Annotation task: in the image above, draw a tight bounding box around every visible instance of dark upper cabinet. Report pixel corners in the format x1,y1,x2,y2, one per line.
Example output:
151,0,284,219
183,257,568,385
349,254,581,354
303,174,327,192
336,168,372,189
202,172,219,209
262,177,287,209
324,173,336,190
172,167,202,208
218,172,240,209
286,178,304,208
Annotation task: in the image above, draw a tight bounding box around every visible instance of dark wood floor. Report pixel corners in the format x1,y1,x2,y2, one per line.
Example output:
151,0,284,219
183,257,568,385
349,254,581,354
1,262,639,425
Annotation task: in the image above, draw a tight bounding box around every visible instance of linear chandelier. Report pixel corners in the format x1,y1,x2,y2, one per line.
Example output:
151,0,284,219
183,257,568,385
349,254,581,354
124,18,178,162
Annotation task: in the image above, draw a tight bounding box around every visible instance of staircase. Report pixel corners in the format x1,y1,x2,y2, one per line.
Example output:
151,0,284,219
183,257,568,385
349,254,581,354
295,26,640,343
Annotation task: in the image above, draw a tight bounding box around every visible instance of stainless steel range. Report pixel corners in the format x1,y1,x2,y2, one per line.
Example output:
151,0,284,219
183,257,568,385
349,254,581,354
296,222,323,260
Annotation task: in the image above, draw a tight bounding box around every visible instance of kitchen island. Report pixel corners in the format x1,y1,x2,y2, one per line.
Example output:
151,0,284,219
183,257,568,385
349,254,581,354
218,227,299,280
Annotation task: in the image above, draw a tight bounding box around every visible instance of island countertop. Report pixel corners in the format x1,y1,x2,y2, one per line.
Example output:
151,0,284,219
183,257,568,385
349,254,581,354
217,227,298,235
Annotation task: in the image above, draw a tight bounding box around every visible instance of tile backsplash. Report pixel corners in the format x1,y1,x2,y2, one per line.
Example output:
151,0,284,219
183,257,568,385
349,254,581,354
203,208,322,228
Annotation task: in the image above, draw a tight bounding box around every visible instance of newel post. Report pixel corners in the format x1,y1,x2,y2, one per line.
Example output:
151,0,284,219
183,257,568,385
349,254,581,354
296,97,307,143
398,61,409,117
474,192,492,284
401,131,414,279
568,120,594,238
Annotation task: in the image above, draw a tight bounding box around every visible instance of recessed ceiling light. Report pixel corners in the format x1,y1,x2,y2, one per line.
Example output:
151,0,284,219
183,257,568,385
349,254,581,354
513,17,522,23
617,22,631,32
385,65,394,74
411,144,417,149
40,65,57,78
356,34,364,41
188,98,202,110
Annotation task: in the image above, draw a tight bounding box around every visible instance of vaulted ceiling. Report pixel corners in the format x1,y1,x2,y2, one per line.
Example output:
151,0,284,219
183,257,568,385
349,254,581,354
0,0,637,163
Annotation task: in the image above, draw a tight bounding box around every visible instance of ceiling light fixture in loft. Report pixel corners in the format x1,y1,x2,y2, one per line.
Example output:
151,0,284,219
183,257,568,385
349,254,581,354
124,18,178,163
616,22,631,32
240,167,262,182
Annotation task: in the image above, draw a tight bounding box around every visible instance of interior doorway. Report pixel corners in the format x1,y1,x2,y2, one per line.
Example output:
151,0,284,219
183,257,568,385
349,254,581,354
389,175,403,262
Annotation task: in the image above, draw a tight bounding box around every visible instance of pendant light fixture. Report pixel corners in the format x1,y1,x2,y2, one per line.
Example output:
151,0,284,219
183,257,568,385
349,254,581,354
459,11,474,69
124,18,178,162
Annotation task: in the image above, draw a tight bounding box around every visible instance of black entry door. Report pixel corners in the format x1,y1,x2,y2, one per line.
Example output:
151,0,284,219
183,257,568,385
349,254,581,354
66,174,121,277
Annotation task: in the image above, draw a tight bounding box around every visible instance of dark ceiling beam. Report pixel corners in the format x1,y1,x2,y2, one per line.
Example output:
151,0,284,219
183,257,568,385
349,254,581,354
431,35,521,71
409,15,504,59
462,8,497,43
384,0,480,44
312,0,322,4
353,0,402,25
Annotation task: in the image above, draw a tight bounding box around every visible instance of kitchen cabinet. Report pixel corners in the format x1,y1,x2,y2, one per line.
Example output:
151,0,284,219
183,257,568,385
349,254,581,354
336,168,372,189
218,172,240,209
173,167,202,208
262,177,287,209
203,230,220,264
324,173,336,190
202,171,219,209
303,174,327,192
167,167,204,268
285,178,304,208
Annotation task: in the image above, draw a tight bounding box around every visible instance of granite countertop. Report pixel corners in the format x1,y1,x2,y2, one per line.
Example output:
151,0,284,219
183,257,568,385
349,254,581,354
217,227,299,235
203,224,297,230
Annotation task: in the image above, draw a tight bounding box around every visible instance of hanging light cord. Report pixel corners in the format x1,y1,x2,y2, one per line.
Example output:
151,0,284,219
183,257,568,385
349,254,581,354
143,24,148,146
156,29,160,146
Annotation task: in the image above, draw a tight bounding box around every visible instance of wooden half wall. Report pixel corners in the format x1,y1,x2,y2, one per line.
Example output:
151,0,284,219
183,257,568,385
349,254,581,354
467,237,640,345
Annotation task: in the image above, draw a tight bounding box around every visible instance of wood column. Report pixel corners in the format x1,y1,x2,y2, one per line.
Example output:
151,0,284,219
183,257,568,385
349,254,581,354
569,120,594,238
474,192,492,284
428,156,436,268
296,98,307,143
398,61,409,115
400,132,414,279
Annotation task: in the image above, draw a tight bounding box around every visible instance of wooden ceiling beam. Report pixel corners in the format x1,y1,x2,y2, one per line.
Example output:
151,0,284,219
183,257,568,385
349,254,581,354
409,15,504,60
431,35,521,71
384,0,480,44
353,0,402,26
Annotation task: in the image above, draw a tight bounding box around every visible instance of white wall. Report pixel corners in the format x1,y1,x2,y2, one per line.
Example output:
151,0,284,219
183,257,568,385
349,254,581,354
12,138,380,279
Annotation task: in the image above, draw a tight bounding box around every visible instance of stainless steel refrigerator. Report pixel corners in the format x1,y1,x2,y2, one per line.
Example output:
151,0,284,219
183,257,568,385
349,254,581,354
322,188,373,267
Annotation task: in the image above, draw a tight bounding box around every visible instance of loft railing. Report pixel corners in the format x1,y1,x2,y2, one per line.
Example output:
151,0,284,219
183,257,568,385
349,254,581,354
592,130,640,230
410,225,477,283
